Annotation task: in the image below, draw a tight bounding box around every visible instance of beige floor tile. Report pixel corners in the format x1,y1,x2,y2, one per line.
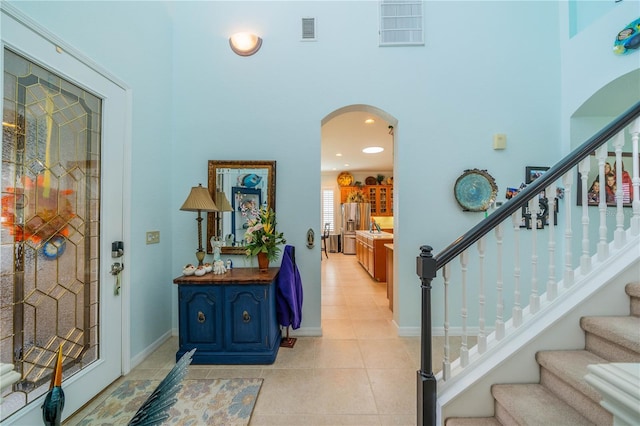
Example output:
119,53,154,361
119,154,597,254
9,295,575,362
321,318,357,339
352,318,398,339
367,368,417,416
358,339,416,369
308,369,378,414
315,339,365,368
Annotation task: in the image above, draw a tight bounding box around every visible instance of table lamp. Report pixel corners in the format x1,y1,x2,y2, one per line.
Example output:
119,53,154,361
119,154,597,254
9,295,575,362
214,191,233,237
180,184,218,265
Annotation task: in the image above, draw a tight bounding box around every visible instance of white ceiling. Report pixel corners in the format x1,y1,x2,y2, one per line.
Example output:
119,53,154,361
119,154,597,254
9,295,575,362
321,111,394,173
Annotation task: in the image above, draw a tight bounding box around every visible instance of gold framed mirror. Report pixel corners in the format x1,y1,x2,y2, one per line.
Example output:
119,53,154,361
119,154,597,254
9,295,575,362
206,160,276,255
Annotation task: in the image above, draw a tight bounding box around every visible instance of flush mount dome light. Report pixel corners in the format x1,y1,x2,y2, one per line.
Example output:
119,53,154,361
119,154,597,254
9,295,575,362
229,32,263,56
362,146,384,154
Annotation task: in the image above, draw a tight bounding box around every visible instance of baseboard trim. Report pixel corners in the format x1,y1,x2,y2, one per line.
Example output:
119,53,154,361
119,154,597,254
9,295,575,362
130,330,173,369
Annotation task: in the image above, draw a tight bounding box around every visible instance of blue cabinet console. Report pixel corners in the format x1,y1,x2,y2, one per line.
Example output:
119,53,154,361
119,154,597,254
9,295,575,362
173,267,281,364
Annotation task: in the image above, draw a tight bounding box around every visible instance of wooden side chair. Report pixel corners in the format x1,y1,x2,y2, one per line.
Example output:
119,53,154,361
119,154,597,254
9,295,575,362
321,223,330,259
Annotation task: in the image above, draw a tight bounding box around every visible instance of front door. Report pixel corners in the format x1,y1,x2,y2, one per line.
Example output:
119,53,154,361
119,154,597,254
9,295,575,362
1,9,127,424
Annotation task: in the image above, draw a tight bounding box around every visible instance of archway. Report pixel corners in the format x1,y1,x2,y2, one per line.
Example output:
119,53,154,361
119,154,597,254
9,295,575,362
320,104,399,328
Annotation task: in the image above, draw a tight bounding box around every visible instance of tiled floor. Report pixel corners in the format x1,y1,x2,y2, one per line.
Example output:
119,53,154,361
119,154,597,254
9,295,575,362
66,253,429,426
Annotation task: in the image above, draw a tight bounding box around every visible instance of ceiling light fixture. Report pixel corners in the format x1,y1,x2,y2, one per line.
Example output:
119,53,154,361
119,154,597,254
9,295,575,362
362,146,384,154
336,153,342,157
229,32,263,56
364,118,375,124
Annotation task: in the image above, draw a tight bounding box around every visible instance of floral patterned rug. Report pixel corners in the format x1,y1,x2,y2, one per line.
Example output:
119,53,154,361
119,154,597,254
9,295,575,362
75,378,263,425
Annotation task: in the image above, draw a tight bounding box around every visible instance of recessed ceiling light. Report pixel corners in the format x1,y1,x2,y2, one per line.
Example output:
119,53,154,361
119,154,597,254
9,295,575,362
344,163,350,167
336,153,342,157
362,146,384,154
364,118,375,124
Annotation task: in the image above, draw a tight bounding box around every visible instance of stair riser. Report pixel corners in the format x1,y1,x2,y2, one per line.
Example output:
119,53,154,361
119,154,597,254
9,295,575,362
585,333,640,362
631,297,640,317
540,368,612,425
494,401,518,426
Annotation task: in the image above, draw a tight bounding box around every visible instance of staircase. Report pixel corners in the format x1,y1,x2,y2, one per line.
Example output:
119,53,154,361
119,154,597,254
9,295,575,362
446,282,640,426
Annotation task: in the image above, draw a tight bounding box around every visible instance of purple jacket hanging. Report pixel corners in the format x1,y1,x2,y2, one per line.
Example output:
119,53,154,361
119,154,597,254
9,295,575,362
276,245,303,329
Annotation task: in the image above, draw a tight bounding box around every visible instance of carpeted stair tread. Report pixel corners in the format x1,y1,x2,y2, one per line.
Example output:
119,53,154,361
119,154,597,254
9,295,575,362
445,417,501,425
492,384,596,426
535,350,606,402
580,315,640,354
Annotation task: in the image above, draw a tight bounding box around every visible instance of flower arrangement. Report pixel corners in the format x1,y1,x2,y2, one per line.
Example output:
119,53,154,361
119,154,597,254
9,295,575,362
244,206,286,261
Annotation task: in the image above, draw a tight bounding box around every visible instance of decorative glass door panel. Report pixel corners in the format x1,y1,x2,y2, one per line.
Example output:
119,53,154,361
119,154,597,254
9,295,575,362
1,49,101,419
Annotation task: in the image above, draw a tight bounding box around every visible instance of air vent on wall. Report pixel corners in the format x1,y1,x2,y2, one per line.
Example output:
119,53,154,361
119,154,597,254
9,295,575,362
301,17,316,41
379,0,424,46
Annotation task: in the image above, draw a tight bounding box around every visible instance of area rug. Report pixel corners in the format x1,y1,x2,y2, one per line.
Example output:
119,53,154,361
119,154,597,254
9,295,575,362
76,378,263,425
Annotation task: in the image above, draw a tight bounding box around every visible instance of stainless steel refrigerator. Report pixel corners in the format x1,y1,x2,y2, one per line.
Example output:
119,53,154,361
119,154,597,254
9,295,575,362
341,202,371,255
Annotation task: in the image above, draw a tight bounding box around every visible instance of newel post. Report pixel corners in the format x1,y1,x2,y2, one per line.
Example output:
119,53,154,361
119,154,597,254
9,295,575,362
416,245,437,426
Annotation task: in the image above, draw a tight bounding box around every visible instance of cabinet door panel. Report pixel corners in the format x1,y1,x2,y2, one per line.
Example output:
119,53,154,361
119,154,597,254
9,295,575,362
226,286,267,350
179,286,223,351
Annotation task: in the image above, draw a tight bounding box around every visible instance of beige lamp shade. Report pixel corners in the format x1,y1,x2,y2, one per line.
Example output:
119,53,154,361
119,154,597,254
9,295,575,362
180,184,218,212
214,191,233,212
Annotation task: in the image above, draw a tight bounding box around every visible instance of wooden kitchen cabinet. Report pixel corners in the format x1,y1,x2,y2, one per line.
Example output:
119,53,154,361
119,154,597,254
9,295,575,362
355,231,393,281
366,185,393,216
173,268,281,364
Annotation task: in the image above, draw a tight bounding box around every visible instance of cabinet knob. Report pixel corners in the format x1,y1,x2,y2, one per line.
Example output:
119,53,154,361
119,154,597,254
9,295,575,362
197,311,206,323
242,310,251,323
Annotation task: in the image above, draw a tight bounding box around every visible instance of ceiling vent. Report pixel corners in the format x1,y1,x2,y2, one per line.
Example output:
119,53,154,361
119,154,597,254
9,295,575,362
301,17,316,41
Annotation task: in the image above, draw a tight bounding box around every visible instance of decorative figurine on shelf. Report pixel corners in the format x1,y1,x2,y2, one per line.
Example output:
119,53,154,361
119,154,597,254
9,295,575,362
194,265,206,276
213,260,226,274
211,236,223,262
182,264,196,276
203,262,212,273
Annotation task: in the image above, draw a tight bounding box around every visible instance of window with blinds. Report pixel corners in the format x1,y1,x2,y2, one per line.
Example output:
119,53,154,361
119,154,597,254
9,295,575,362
379,0,424,46
322,189,335,233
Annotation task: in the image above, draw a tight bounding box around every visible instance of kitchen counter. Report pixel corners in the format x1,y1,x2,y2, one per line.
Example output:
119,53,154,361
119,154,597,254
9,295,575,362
355,230,394,239
355,231,393,281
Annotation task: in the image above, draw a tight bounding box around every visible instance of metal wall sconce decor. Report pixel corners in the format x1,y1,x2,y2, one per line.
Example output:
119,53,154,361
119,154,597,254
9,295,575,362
229,32,263,56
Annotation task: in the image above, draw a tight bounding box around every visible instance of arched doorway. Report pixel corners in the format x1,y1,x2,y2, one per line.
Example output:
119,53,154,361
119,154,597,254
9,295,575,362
320,104,399,328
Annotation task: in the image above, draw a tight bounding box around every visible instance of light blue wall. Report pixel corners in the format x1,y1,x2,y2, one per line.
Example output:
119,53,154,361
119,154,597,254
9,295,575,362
6,0,635,362
169,0,563,332
7,1,176,358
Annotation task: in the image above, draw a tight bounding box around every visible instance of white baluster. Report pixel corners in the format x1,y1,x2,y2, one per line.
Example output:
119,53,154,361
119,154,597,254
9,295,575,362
512,210,522,327
477,237,486,354
442,264,451,380
613,132,626,247
562,172,574,288
529,197,540,314
460,250,469,368
495,223,505,340
546,183,557,301
596,145,609,260
630,118,640,235
579,158,591,274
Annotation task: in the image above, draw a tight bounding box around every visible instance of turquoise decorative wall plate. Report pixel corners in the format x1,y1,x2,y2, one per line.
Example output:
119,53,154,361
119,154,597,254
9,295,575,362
454,169,498,212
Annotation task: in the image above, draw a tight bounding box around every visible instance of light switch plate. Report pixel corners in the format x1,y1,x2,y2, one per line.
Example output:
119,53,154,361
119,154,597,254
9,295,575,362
146,231,160,244
493,133,507,150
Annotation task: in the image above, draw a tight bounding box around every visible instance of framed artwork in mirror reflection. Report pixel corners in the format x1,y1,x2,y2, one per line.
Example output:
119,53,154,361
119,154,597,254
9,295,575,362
231,187,261,245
